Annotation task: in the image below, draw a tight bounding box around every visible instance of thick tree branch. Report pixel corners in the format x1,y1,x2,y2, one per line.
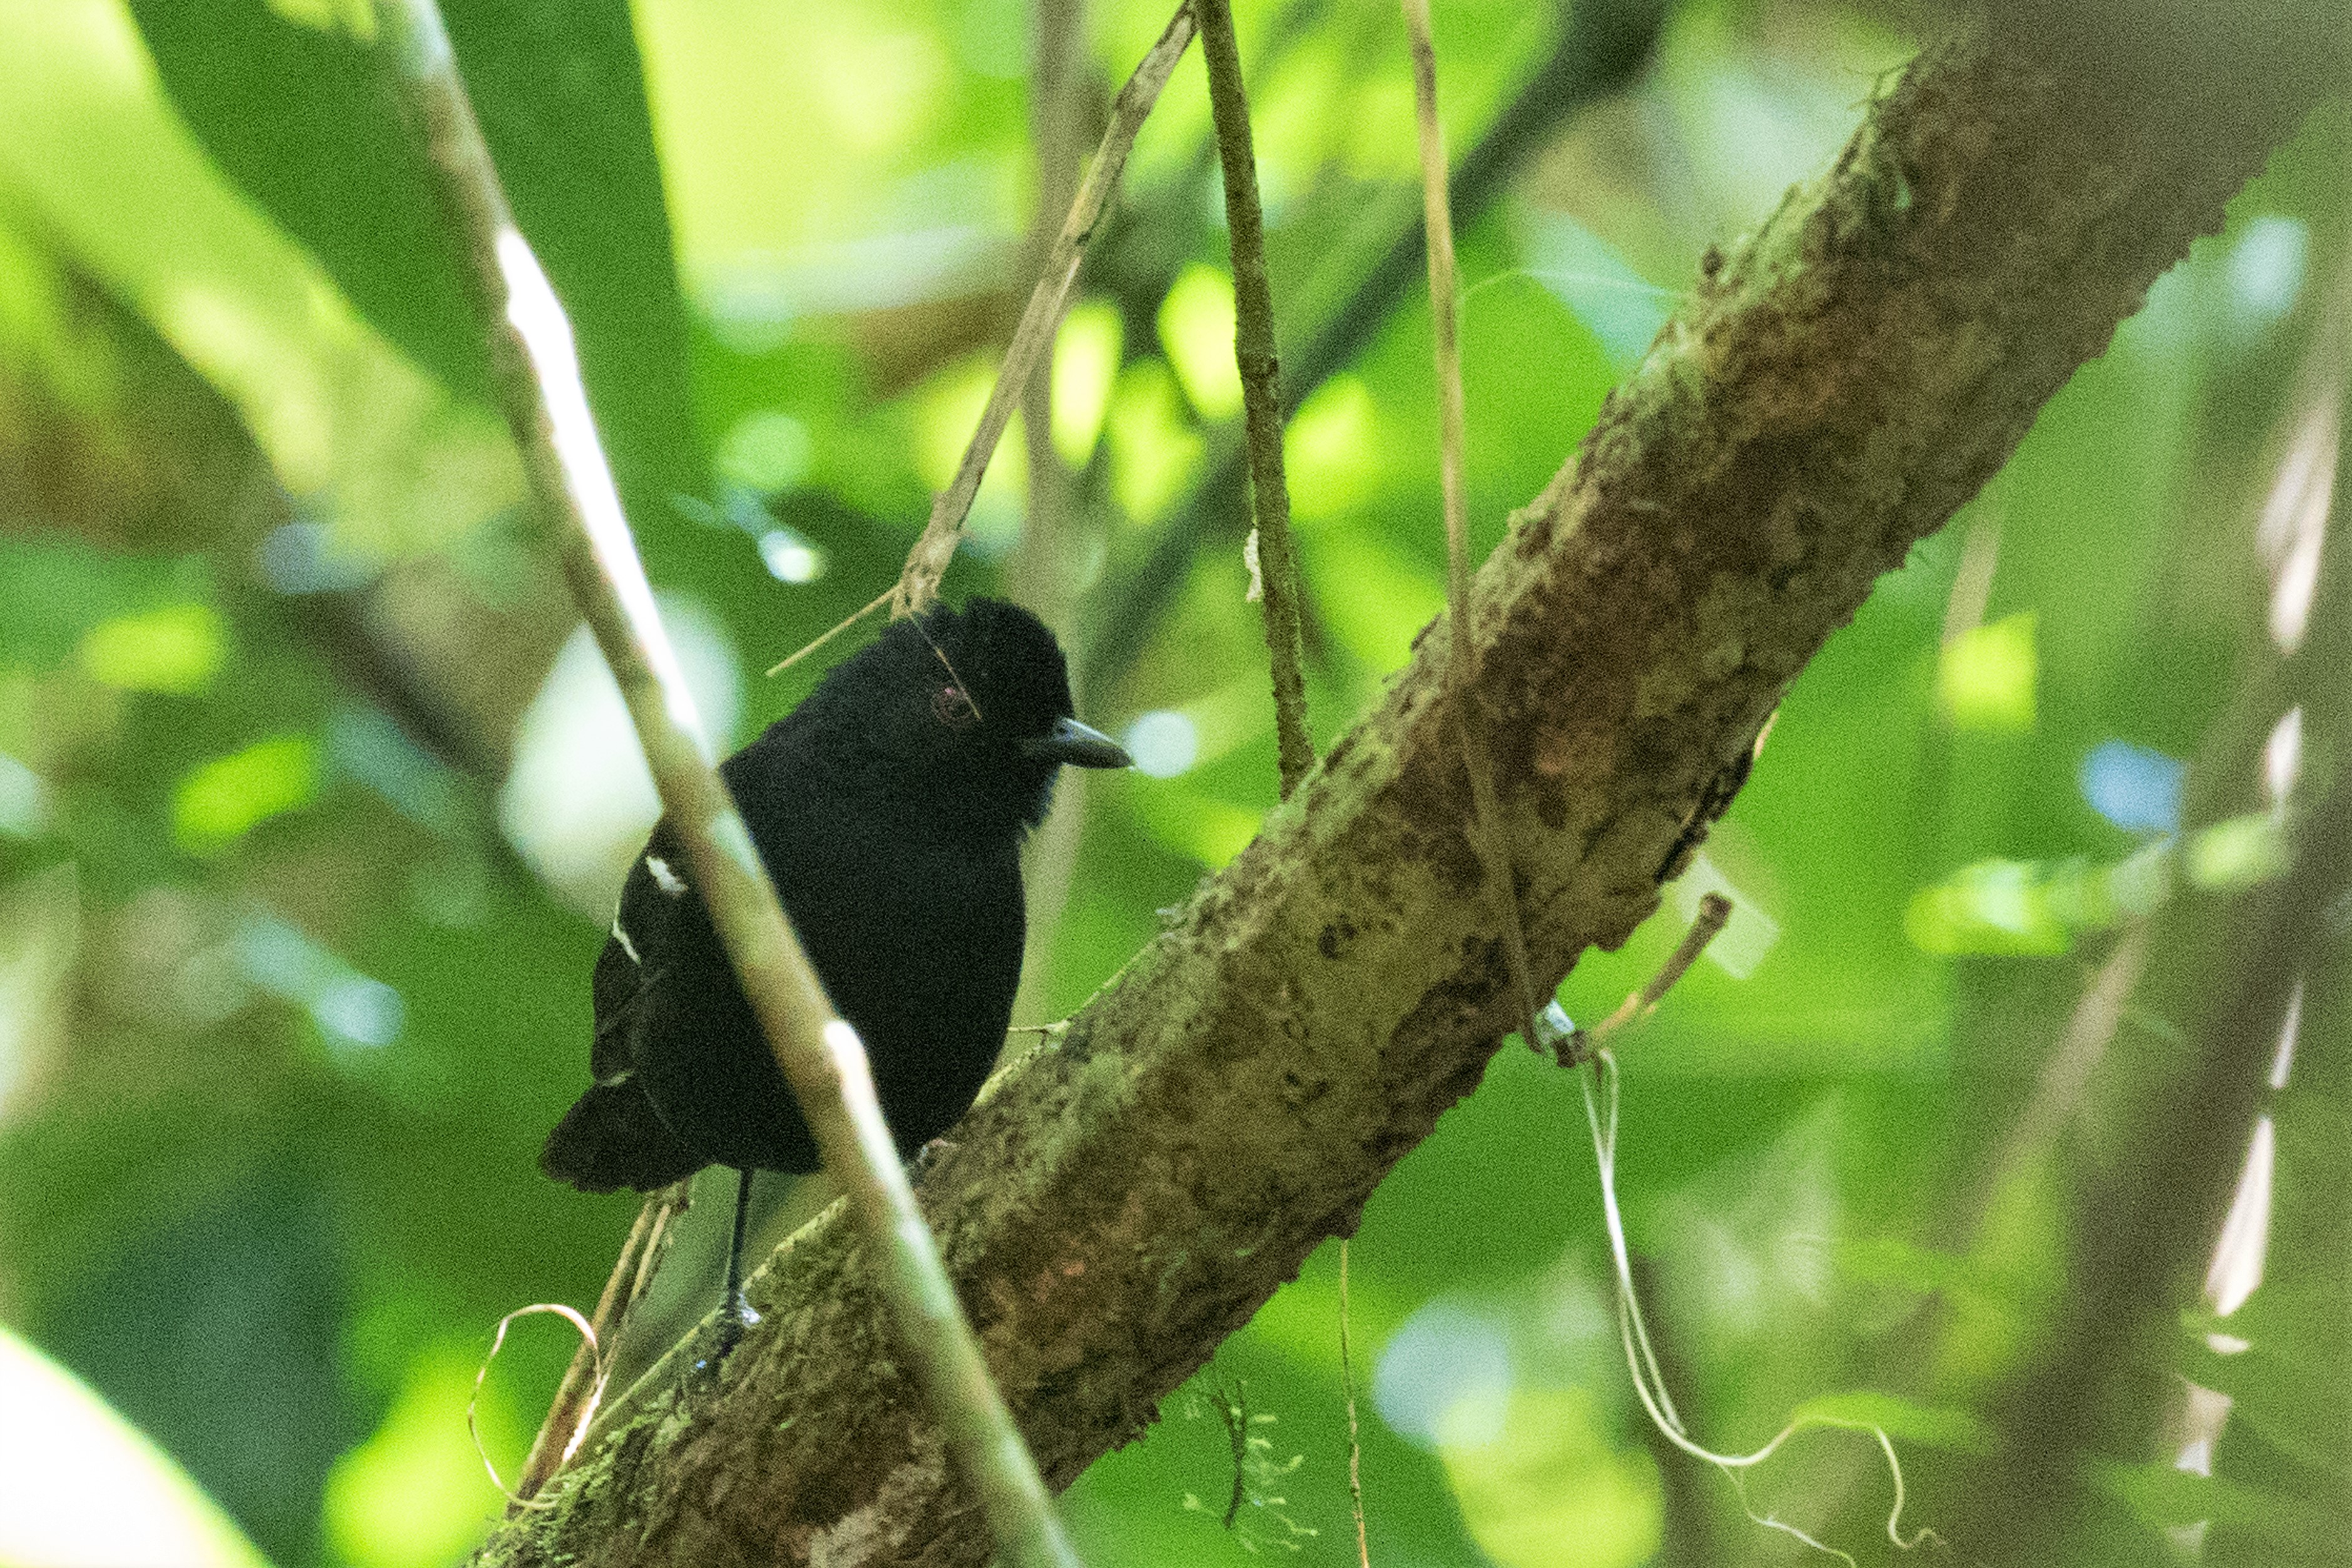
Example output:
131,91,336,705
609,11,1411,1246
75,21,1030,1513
477,19,2329,1567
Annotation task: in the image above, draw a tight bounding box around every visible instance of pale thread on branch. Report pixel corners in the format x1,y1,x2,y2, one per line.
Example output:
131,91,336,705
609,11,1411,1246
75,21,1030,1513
1194,0,1314,799
371,4,1080,1564
892,3,1197,619
1397,23,1860,1545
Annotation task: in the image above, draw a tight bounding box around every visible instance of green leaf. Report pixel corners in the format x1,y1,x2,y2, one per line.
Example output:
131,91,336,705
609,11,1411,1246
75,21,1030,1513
126,0,701,512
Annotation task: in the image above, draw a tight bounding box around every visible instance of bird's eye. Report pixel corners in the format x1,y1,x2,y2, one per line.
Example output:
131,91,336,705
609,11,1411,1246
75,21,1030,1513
932,684,979,729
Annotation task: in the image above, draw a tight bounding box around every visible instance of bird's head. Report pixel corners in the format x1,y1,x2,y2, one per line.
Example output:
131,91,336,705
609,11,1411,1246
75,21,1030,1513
824,597,1130,830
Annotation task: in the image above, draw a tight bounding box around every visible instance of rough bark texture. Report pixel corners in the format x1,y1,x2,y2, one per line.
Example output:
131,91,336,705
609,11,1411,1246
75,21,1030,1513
477,21,2328,1568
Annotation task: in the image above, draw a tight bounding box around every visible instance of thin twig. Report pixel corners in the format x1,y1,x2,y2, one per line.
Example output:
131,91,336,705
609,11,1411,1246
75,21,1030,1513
1586,891,1733,1043
893,4,1197,619
1217,1376,1249,1528
375,7,1081,1564
1005,0,1099,1028
1401,0,1545,1053
764,586,893,677
1195,0,1313,798
509,1179,690,1507
1339,1239,1370,1568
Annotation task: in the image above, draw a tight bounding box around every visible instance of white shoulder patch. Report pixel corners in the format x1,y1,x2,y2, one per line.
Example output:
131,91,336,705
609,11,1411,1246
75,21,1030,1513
611,914,642,965
645,854,687,897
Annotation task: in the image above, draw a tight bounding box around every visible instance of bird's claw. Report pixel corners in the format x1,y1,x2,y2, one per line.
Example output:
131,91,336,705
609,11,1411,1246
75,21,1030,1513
691,1294,763,1380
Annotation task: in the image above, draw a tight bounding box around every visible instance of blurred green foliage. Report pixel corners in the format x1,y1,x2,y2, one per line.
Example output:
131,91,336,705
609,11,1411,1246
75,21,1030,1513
0,0,2346,1565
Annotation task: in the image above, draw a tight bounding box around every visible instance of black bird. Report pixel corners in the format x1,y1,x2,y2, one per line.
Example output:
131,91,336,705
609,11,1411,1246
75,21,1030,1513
542,597,1131,1332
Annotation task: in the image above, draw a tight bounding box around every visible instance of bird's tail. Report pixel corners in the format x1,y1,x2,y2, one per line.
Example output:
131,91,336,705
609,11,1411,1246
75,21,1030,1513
541,1080,706,1194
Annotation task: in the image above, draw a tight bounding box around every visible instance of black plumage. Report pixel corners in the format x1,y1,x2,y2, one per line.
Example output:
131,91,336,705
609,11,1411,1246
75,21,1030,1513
541,597,1129,1320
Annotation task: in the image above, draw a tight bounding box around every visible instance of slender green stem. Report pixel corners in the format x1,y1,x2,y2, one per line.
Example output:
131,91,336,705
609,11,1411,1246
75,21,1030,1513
1339,1239,1370,1567
1194,0,1314,798
373,4,1080,1563
1400,0,1543,1046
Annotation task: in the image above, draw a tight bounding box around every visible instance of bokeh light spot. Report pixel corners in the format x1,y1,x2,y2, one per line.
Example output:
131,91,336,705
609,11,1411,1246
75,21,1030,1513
1050,301,1122,467
1123,710,1198,778
78,603,223,694
719,409,812,492
1438,1385,1663,1568
0,1324,266,1568
1373,1300,1511,1449
1157,263,1240,421
1938,611,2037,731
173,734,319,854
757,527,824,584
0,753,50,839
324,1345,507,1568
2226,215,2308,331
2079,741,2184,834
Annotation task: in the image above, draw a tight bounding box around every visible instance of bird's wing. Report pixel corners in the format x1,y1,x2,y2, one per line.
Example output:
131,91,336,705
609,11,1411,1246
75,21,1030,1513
589,823,697,1085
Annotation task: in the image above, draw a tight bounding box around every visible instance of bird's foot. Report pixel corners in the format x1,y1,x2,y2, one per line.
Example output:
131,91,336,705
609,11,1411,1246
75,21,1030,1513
688,1293,763,1381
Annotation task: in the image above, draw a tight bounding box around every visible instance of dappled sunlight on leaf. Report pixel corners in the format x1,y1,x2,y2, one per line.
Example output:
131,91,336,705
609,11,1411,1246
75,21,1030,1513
1282,375,1381,523
1107,357,1203,525
1051,301,1123,468
1158,263,1242,422
1296,528,1444,674
1937,611,2037,732
173,734,319,855
500,600,742,916
77,603,225,695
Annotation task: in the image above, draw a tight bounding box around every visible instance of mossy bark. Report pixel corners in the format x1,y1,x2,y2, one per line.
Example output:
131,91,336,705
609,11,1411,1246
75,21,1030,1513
476,19,2331,1567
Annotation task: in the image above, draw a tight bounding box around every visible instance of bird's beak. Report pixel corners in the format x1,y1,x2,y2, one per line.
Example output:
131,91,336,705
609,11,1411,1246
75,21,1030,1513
1021,716,1133,769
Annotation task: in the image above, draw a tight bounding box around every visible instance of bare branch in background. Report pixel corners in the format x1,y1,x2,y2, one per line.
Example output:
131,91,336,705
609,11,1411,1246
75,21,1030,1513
369,4,1082,1564
1083,0,1671,693
893,4,1196,619
470,19,2334,1562
1196,0,1314,798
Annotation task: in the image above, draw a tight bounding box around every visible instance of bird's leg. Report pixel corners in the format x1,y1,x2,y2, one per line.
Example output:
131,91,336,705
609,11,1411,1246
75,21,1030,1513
719,1166,762,1348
